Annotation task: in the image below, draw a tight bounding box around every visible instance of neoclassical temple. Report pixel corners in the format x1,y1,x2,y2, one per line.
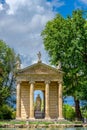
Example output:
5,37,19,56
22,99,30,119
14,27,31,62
16,53,64,120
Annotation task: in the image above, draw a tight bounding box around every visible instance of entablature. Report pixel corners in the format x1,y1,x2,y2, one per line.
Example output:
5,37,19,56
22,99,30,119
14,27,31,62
16,74,62,82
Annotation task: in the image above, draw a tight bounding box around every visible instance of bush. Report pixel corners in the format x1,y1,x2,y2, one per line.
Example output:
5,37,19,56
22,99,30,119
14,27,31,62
63,104,76,121
81,106,87,118
0,111,3,119
12,111,16,119
0,104,15,119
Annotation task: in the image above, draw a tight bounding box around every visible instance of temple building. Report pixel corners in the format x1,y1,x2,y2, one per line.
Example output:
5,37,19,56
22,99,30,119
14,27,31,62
16,52,64,120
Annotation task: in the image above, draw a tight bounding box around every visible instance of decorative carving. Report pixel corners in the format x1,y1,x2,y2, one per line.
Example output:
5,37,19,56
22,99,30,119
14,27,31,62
29,80,35,84
16,60,21,69
37,51,42,63
16,80,22,84
45,80,50,84
57,61,61,70
16,62,62,76
58,81,63,85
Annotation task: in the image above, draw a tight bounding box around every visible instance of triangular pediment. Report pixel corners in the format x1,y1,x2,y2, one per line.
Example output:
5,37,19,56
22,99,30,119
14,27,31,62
17,62,62,75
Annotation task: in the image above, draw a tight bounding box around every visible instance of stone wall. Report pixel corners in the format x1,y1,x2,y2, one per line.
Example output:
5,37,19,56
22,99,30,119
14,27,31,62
21,82,30,119
49,82,58,119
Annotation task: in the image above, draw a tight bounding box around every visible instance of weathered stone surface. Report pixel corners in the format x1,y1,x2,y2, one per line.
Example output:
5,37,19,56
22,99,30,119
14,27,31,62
16,61,64,120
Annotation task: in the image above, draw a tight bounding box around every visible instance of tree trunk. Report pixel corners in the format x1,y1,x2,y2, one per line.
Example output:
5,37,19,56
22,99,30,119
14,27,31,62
74,98,82,121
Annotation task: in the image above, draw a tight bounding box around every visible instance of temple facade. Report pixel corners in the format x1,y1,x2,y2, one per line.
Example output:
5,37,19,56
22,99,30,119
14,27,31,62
16,56,64,120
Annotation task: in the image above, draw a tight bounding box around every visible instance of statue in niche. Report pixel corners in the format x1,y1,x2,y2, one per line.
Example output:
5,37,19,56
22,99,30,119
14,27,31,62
35,94,41,111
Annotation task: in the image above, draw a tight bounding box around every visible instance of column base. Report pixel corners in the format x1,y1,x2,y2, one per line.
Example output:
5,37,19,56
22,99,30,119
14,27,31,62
45,117,51,120
16,117,21,120
29,117,35,120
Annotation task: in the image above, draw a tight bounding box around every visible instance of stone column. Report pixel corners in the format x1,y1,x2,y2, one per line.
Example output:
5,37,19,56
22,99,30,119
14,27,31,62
43,91,45,113
29,81,35,119
45,81,50,119
58,81,64,120
16,81,21,119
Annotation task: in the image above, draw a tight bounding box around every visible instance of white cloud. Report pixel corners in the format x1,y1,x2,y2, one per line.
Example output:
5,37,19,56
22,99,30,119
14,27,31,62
0,0,64,66
79,0,87,4
0,4,3,10
6,0,28,14
6,0,50,15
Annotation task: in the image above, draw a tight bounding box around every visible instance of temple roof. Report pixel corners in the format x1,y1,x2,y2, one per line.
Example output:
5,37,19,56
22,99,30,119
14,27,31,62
16,62,63,75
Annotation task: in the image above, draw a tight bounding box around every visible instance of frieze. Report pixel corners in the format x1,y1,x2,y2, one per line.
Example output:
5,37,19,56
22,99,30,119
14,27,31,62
16,77,61,82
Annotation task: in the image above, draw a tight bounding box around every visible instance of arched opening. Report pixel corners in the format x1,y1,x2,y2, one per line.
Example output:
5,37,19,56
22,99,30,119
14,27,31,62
34,90,45,119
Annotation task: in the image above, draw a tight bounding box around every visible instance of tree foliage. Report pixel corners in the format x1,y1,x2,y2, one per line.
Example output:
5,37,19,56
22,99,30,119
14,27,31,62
42,9,87,120
0,40,19,106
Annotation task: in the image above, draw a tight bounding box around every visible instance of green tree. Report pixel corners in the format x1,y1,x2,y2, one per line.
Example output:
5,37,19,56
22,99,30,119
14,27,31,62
42,9,87,120
0,40,20,107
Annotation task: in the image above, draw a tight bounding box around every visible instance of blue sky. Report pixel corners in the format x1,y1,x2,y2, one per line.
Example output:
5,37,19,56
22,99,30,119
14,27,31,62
52,0,87,17
0,0,87,67
57,0,75,17
0,0,5,4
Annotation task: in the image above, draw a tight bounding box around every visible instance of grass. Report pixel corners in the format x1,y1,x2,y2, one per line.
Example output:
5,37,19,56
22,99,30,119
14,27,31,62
0,120,26,125
0,120,74,125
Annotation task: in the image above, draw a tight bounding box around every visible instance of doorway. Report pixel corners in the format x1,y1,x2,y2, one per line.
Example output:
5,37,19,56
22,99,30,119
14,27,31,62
34,90,45,119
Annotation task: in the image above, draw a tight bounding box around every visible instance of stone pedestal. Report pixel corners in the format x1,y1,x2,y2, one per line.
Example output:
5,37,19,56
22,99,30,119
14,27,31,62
35,111,45,119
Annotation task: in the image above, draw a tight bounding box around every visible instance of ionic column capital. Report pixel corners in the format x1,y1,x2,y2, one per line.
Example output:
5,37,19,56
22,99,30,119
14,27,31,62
16,80,22,84
58,81,63,85
29,80,35,84
45,80,50,84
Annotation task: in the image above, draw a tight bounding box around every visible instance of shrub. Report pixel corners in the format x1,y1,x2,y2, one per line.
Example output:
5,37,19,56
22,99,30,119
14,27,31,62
81,105,87,118
0,104,15,119
63,104,76,121
0,111,3,119
12,111,16,119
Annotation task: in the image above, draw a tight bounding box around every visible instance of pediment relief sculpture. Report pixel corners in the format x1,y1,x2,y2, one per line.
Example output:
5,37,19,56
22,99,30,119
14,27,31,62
17,62,63,76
